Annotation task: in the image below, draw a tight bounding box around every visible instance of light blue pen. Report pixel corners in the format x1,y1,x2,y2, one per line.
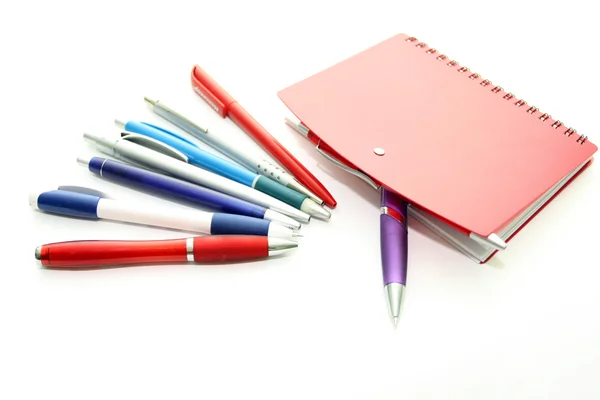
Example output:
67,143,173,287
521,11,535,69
115,120,329,220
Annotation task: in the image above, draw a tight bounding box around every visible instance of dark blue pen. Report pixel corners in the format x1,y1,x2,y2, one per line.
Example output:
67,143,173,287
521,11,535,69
77,156,301,230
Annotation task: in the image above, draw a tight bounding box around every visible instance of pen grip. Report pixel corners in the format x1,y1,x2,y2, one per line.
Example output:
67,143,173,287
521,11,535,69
253,176,306,209
192,235,269,262
37,239,187,268
380,214,408,286
254,156,293,185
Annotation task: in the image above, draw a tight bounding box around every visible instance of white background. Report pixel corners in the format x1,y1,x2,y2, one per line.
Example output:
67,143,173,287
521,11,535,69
1,1,599,399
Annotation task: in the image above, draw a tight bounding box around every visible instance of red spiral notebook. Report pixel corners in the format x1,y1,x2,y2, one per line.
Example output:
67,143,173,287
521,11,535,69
278,33,597,263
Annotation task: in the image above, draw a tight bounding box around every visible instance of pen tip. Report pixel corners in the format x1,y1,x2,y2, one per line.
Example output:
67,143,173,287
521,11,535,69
393,317,399,327
143,97,157,106
35,246,41,260
488,233,507,251
114,119,126,128
76,156,91,166
305,201,331,221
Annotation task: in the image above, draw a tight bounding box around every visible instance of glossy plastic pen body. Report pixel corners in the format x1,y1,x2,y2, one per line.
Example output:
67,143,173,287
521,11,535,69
79,157,299,230
143,97,325,206
117,119,329,220
36,236,298,268
380,189,408,327
29,187,299,240
82,133,311,224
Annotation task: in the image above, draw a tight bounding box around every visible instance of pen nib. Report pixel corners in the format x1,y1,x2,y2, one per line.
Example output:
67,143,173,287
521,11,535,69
385,283,404,328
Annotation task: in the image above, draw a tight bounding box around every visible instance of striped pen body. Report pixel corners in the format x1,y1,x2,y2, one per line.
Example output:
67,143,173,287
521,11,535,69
118,120,329,220
81,157,300,230
35,236,297,268
30,188,299,240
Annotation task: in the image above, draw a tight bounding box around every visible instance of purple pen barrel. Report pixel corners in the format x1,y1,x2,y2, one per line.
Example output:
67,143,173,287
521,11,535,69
380,189,408,286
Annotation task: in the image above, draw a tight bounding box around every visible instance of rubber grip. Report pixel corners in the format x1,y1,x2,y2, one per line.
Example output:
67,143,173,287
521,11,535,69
193,236,268,261
210,213,270,236
253,176,306,209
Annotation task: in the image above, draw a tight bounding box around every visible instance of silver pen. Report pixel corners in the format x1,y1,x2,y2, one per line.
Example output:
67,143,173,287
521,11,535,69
143,97,325,205
83,132,312,224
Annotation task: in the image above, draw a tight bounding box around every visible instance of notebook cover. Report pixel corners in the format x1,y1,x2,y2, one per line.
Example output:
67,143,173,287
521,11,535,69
277,33,597,237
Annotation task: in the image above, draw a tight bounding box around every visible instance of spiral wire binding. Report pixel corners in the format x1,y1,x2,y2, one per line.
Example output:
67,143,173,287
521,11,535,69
405,36,589,145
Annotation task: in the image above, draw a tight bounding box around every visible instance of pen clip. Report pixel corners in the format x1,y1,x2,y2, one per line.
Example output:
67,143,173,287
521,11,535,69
144,97,210,138
190,65,235,118
120,132,189,163
57,186,110,198
139,122,201,148
315,141,380,190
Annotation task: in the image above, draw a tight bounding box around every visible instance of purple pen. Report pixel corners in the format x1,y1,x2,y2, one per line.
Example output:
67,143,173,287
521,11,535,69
380,188,408,326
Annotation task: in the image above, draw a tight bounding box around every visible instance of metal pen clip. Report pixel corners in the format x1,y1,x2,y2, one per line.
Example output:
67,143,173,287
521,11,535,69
116,119,201,149
144,97,210,137
120,132,189,162
315,141,380,190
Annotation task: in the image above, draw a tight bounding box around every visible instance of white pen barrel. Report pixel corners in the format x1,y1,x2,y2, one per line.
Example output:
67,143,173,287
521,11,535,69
202,137,293,185
113,140,310,223
254,156,293,186
97,198,213,233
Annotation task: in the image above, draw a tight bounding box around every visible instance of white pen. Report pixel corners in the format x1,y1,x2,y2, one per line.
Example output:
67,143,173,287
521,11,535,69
83,133,311,224
143,97,325,205
29,186,301,240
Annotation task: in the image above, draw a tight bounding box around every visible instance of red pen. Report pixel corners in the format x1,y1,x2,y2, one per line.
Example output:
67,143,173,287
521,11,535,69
190,65,337,208
35,236,298,268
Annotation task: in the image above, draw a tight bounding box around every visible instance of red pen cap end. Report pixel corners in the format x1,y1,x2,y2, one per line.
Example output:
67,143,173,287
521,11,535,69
35,245,50,267
190,65,235,118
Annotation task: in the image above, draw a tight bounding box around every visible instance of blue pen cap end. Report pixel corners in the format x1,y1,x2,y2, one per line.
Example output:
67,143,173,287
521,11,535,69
34,190,101,219
87,157,106,174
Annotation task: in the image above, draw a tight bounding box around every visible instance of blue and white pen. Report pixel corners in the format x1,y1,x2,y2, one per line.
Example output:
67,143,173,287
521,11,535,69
115,120,330,220
29,186,300,240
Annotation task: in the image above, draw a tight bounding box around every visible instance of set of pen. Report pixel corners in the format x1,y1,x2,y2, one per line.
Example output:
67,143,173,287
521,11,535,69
32,66,340,268
188,65,336,207
143,97,326,206
83,132,312,223
114,118,330,220
80,156,301,229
